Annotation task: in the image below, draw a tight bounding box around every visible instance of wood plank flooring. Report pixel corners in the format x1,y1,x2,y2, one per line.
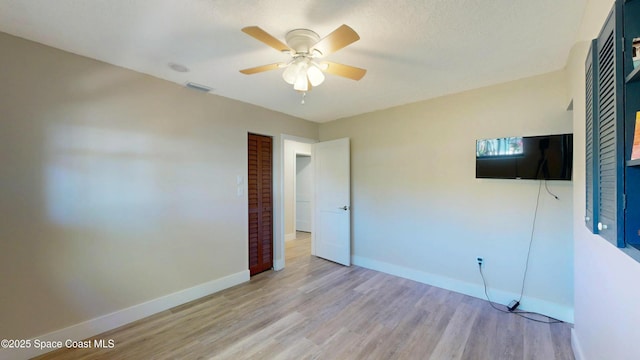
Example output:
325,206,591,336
35,232,574,359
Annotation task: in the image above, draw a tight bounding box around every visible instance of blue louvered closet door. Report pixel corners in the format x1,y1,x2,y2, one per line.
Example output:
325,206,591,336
595,1,625,247
588,0,640,254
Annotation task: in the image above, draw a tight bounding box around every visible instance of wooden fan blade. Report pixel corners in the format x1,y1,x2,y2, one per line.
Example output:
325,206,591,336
239,63,283,75
322,61,366,81
242,26,291,52
313,24,360,57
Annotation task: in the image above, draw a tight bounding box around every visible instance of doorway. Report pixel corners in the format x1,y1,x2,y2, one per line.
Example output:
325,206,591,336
283,139,313,262
288,154,313,260
278,136,351,270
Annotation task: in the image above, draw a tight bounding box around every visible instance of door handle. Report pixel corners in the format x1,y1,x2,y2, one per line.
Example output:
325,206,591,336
339,206,350,211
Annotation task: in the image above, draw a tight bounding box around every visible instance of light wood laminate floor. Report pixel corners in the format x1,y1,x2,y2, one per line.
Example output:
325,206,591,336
35,232,574,359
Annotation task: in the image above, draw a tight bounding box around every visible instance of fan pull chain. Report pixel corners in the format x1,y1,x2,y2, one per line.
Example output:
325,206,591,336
301,92,306,105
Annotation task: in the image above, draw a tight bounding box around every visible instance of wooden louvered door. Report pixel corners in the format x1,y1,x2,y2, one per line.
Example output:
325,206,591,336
248,133,273,276
595,1,624,247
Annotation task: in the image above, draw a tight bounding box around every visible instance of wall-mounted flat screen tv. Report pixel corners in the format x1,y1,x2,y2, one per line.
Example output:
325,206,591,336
476,134,573,180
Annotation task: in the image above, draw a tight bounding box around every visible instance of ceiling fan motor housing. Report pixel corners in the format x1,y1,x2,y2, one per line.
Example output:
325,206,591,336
285,29,321,55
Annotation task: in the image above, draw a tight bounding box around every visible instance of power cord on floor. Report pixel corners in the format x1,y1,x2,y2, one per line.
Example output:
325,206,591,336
478,264,563,324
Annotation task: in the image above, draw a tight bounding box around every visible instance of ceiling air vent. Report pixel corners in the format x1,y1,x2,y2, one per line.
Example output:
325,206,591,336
185,82,212,93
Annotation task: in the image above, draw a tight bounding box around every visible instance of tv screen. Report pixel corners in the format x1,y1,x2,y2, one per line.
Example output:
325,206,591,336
476,134,573,180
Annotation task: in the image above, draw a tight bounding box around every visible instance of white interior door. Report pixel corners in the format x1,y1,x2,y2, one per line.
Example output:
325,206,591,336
313,138,350,266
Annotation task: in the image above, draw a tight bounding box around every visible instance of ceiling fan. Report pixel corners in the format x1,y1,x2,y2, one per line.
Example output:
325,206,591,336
239,24,366,92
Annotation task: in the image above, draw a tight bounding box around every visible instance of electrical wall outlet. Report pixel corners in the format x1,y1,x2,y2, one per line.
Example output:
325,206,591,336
477,257,484,266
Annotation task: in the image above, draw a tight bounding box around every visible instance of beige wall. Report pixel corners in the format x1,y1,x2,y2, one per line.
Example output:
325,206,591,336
0,32,318,340
320,70,574,321
568,0,640,359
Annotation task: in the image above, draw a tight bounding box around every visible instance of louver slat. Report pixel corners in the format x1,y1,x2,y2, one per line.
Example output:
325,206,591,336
585,39,598,233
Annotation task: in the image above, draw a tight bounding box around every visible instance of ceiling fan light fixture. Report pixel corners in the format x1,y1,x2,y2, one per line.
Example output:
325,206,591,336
283,57,308,84
293,70,309,91
282,64,298,84
307,63,325,86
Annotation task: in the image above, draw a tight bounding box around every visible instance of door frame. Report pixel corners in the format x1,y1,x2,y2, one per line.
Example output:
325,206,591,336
276,134,317,270
288,146,312,241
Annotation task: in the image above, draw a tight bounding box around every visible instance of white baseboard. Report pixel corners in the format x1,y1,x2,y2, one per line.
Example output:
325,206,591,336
571,328,584,360
1,270,249,360
351,255,574,323
285,232,296,241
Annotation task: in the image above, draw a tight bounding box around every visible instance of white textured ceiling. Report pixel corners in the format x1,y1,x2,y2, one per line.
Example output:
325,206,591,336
0,0,587,122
